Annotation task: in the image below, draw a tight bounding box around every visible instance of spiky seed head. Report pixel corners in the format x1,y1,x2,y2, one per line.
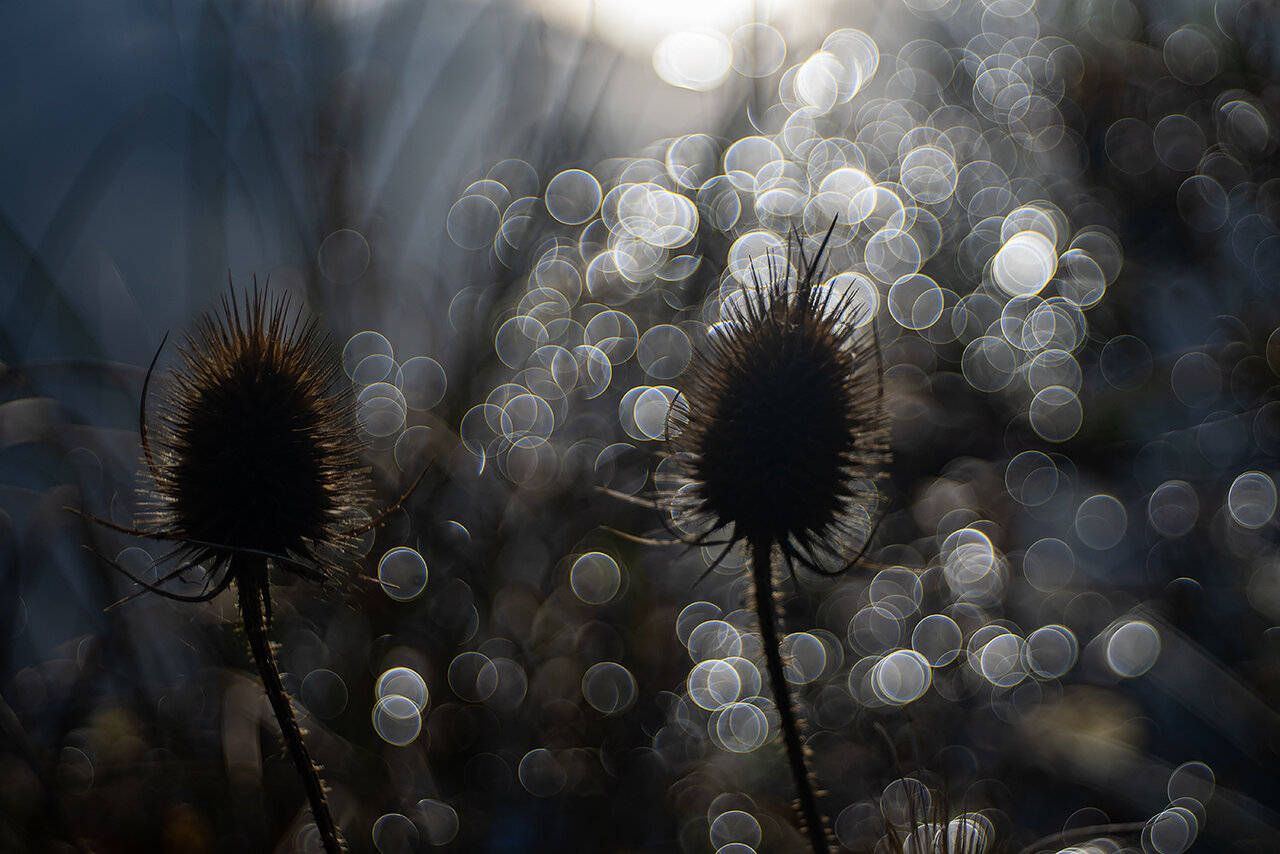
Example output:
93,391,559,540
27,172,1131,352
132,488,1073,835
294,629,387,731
144,284,370,579
667,233,889,564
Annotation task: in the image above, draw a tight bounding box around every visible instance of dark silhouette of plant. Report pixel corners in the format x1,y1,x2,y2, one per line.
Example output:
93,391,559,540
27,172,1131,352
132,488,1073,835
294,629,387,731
661,222,890,854
73,283,421,854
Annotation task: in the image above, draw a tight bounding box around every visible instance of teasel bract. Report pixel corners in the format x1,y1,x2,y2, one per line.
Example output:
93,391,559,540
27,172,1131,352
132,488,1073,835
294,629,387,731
664,222,890,854
78,282,418,854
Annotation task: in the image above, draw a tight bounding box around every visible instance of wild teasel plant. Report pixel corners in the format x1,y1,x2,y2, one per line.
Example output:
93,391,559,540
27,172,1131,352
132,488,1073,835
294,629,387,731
73,283,421,854
659,221,891,854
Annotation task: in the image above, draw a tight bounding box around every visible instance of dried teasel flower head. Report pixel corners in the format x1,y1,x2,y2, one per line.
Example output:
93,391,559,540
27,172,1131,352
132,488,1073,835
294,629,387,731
66,280,424,854
140,281,372,590
665,224,890,572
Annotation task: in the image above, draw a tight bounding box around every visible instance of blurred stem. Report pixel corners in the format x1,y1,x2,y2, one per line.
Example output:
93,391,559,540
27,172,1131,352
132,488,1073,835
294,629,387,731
751,538,830,854
238,567,343,854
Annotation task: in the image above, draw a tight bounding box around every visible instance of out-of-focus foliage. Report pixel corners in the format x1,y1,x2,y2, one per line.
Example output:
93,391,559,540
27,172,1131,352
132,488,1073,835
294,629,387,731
2,0,1279,852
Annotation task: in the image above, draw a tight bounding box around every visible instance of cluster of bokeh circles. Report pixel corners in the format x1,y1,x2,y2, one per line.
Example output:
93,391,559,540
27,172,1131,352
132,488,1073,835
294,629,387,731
447,21,1129,471
410,0,1280,847
338,0,1280,849
16,0,1280,851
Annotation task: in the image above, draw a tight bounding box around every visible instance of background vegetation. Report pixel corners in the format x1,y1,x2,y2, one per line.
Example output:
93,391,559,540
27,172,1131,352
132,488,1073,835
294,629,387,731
2,0,1278,851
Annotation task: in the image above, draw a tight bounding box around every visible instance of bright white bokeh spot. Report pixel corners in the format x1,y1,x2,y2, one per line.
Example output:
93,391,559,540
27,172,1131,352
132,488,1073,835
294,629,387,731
1106,619,1161,677
900,145,958,204
377,667,429,710
372,694,422,745
724,137,785,193
940,527,1005,605
569,552,622,605
1025,625,1078,679
817,168,875,223
865,228,922,283
689,659,743,710
978,632,1027,688
633,385,679,440
795,51,843,112
726,229,786,287
911,614,963,667
993,231,1058,296
1227,471,1277,529
888,273,944,331
666,134,721,190
584,309,639,365
821,28,879,102
709,809,762,849
545,169,602,225
711,701,770,753
378,547,428,602
654,29,733,91
871,649,932,704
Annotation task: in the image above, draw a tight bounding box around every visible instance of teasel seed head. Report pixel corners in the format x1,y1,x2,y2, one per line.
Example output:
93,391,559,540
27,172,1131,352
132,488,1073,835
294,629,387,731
142,281,371,584
667,225,890,569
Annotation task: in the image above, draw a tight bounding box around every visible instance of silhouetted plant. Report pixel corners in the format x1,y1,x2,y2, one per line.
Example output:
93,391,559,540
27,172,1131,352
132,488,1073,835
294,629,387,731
74,283,419,854
660,222,890,853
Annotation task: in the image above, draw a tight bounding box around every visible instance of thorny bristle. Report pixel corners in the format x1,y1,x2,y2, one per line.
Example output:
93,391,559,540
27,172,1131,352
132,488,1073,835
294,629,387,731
142,280,371,586
668,224,891,568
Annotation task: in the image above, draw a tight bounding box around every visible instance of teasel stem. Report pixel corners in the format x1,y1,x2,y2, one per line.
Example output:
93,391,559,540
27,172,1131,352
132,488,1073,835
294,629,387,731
237,561,343,854
751,537,831,854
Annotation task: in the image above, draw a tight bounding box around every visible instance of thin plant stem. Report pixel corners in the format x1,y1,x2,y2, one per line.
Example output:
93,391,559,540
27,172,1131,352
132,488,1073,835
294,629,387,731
238,564,343,854
751,537,831,854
